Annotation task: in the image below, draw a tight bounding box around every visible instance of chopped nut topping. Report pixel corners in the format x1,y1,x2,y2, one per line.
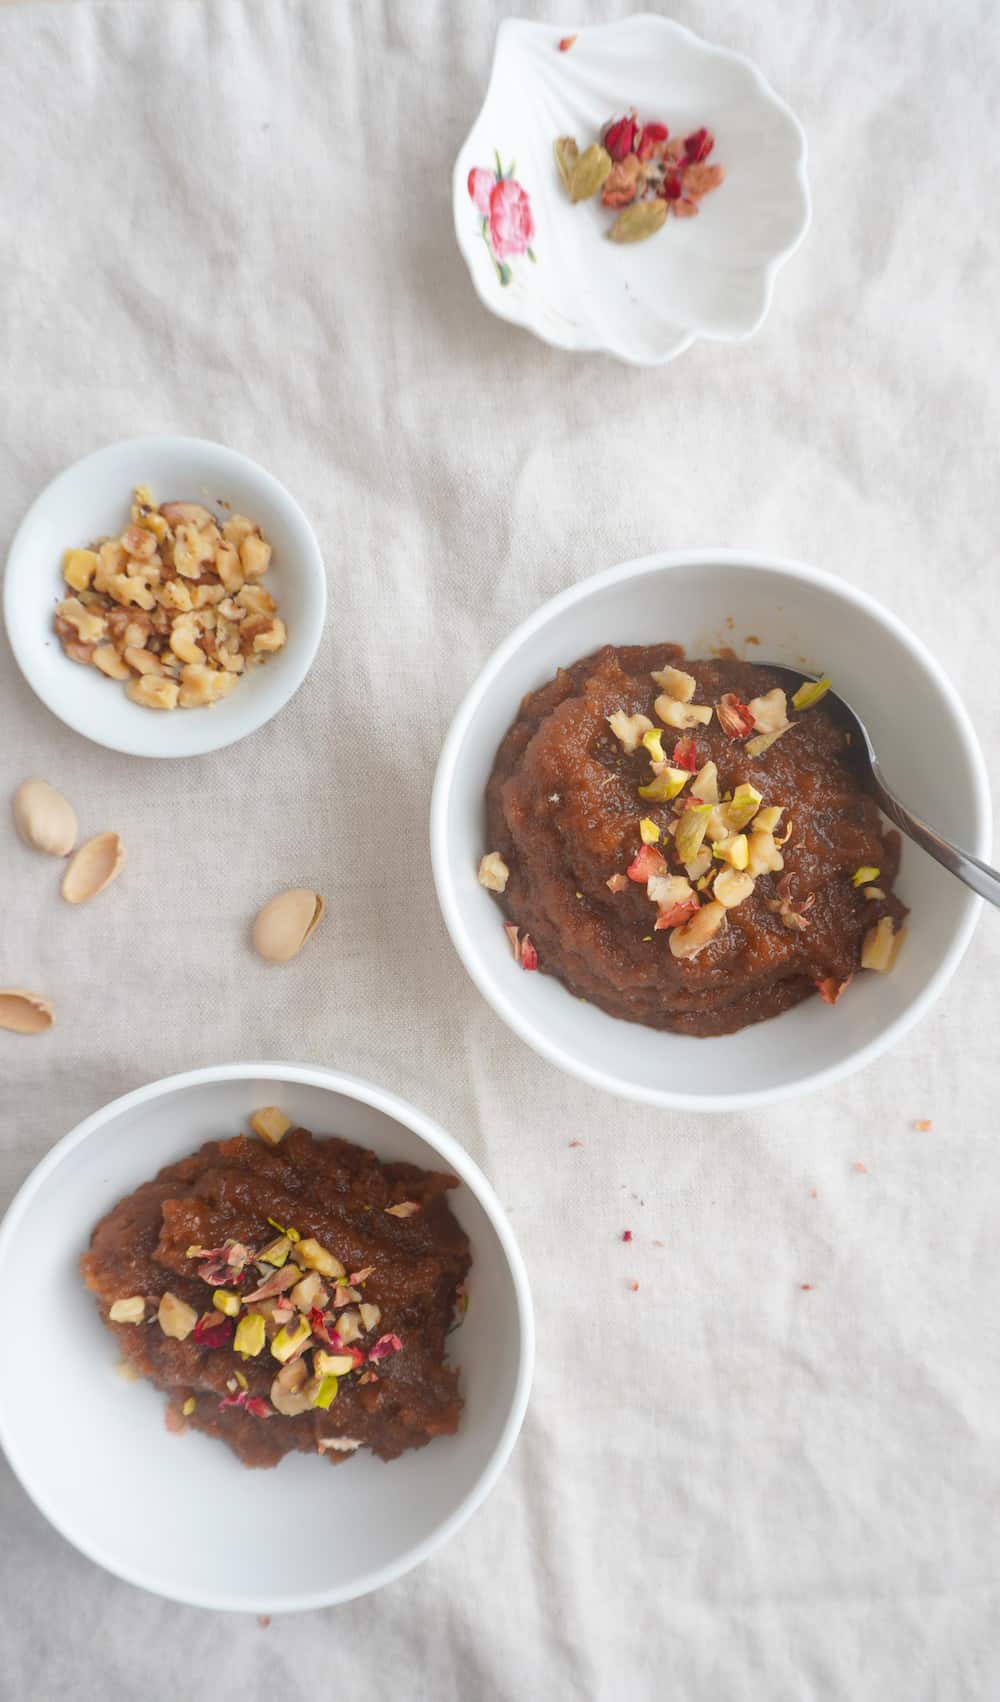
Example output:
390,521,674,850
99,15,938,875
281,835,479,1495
385,1200,421,1219
649,664,695,702
641,727,667,765
861,916,906,972
638,766,690,802
747,830,785,877
295,1238,346,1279
109,1296,145,1324
249,1106,292,1147
713,833,749,871
851,865,880,887
669,900,727,960
157,1291,198,1341
478,852,510,893
654,696,713,730
638,818,661,846
713,869,755,909
747,688,789,734
53,488,286,710
715,693,755,739
791,675,832,711
608,710,654,753
690,760,719,806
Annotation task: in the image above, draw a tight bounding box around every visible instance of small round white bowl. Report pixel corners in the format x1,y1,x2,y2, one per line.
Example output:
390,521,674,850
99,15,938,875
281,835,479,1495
3,436,326,758
0,1063,533,1613
453,15,810,366
431,551,992,1111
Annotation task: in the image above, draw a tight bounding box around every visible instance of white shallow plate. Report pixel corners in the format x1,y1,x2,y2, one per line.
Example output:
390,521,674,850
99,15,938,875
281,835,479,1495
3,436,327,758
453,14,810,364
0,1064,534,1613
431,551,992,1110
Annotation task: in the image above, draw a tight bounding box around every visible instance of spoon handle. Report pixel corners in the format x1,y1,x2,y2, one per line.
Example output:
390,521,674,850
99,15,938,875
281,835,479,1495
870,768,1000,909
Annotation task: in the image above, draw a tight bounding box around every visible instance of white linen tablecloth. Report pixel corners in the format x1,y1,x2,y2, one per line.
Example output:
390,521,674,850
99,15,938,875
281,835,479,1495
1,1,998,1697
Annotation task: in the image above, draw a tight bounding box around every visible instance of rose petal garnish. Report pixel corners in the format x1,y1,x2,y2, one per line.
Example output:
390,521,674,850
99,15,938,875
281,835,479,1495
604,114,638,162
218,1388,248,1412
245,1396,272,1418
638,766,689,803
851,865,880,887
675,802,714,864
557,33,577,50
684,127,714,163
244,1263,303,1303
520,934,538,971
671,738,698,772
791,675,832,711
641,727,667,765
815,975,853,1005
653,896,700,930
192,1313,235,1349
385,1200,421,1218
627,844,668,883
638,818,661,846
606,872,628,894
716,693,755,739
349,1266,376,1286
368,1333,403,1362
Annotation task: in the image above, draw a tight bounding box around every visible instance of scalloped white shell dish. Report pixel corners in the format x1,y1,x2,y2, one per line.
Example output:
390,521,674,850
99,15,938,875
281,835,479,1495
452,14,811,365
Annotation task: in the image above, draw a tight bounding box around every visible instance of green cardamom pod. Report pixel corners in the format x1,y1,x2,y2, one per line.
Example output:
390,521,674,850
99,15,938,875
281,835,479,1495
607,199,668,243
553,136,579,195
568,143,612,204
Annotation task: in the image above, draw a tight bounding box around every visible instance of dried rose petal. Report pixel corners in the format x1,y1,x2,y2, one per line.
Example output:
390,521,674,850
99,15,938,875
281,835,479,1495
368,1333,403,1362
716,693,755,739
192,1314,235,1349
653,897,700,930
244,1263,302,1303
684,127,714,163
244,1396,272,1418
606,873,628,894
671,738,698,772
467,167,496,216
557,33,576,50
815,975,853,1005
627,844,668,884
636,121,668,161
604,115,638,162
659,169,685,202
349,1266,376,1285
218,1388,248,1412
622,1229,633,1242
520,934,539,971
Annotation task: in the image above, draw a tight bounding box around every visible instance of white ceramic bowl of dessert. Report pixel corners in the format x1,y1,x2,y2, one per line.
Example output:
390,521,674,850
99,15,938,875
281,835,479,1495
431,550,992,1111
0,1063,534,1613
453,14,810,365
3,436,326,758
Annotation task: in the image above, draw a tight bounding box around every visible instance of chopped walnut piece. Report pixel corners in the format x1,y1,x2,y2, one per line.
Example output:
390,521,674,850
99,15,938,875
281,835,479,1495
669,899,727,959
650,664,696,702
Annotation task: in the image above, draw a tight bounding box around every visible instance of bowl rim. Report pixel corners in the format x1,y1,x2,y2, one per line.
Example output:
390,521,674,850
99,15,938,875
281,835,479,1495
430,547,993,1111
2,434,327,760
451,12,812,367
0,1061,535,1614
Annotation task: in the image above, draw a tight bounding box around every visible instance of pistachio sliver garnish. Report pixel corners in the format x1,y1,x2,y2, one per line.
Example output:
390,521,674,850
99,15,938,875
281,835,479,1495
675,802,714,864
234,1312,267,1357
638,818,661,846
310,1374,339,1409
638,766,689,803
724,783,763,832
257,1235,292,1269
212,1288,241,1317
271,1315,312,1364
791,675,832,711
746,726,792,758
713,833,749,871
852,865,880,887
641,727,667,765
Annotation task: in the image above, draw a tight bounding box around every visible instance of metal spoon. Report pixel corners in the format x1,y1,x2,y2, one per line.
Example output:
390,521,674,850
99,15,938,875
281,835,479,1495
761,666,999,908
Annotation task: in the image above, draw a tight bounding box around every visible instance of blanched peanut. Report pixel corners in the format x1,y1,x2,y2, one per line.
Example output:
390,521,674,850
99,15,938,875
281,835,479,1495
669,899,727,959
93,644,132,680
126,675,179,710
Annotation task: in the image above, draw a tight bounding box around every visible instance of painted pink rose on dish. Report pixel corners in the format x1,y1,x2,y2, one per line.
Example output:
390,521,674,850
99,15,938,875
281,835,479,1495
467,153,536,286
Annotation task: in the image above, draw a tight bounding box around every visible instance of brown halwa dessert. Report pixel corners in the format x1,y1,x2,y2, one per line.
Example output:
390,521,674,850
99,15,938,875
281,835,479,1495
482,647,907,1037
55,488,286,710
82,1120,470,1467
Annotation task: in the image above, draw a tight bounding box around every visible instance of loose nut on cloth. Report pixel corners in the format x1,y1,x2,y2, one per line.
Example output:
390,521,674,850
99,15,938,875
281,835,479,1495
252,888,325,963
12,778,77,857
